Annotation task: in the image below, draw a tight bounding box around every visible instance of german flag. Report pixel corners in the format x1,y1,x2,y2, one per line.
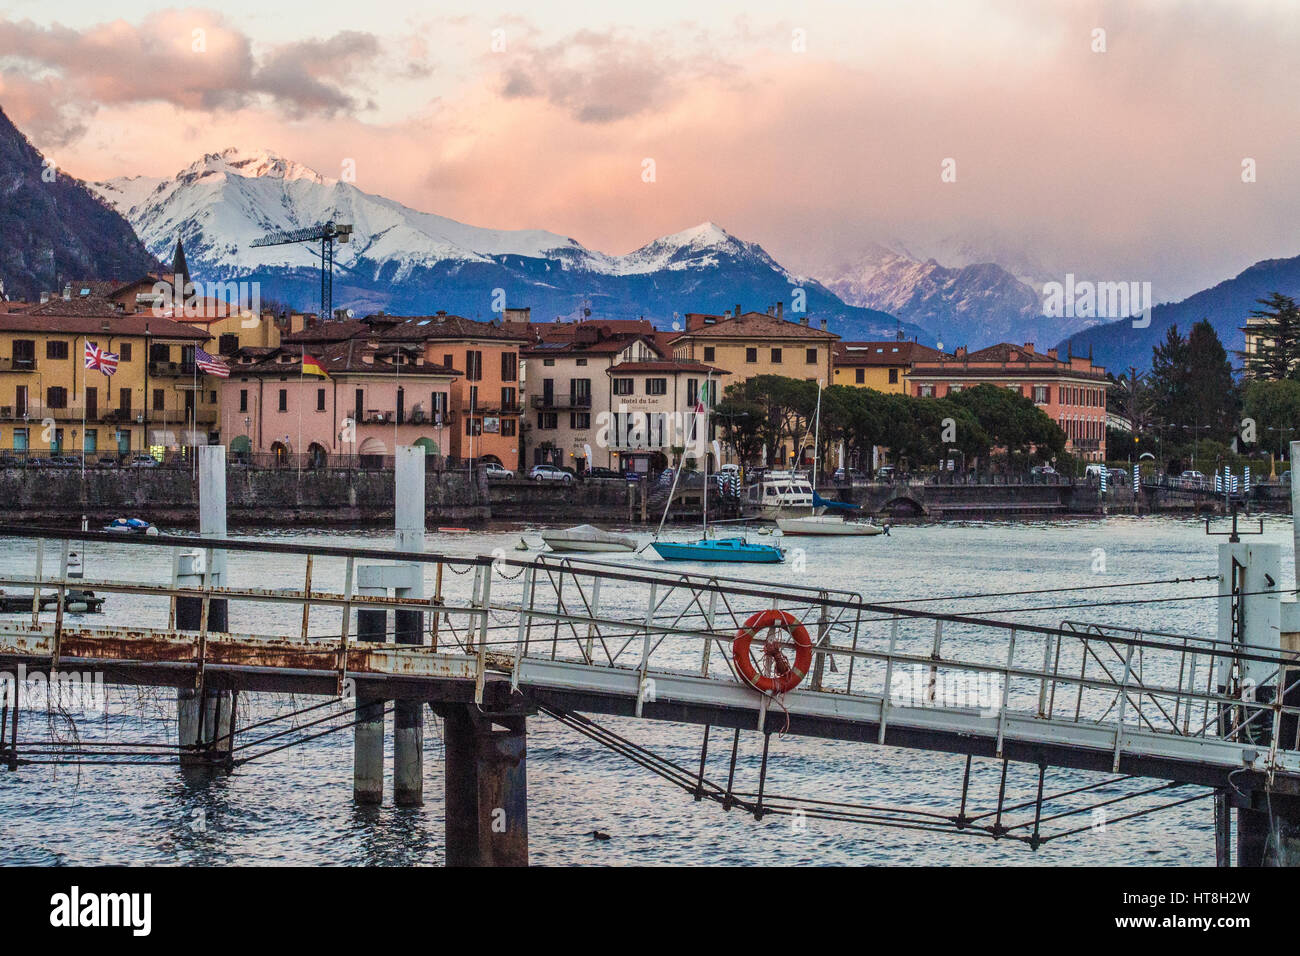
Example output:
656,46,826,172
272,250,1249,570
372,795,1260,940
300,351,329,379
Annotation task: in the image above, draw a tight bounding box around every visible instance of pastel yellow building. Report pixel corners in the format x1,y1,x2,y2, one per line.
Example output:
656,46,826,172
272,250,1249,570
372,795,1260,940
671,307,838,388
0,284,214,458
831,340,950,394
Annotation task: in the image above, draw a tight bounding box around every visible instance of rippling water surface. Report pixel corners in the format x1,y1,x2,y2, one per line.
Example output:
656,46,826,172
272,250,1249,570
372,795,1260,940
0,514,1291,865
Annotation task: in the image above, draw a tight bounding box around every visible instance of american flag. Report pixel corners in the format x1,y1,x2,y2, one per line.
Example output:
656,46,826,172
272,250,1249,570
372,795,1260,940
84,341,119,375
195,348,230,378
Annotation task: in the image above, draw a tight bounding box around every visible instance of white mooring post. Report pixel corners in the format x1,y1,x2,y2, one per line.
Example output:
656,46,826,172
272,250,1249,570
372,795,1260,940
1225,440,1300,864
393,447,426,805
178,445,233,769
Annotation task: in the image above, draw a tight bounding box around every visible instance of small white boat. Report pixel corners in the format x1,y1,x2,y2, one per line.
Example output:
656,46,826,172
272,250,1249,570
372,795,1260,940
776,514,885,536
540,524,638,553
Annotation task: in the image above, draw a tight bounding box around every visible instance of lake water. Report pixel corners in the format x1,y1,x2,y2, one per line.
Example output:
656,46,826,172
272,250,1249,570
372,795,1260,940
0,513,1292,865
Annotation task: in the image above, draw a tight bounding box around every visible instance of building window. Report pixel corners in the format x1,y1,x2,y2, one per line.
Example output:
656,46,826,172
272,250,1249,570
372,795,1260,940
806,348,817,364
501,386,516,409
466,350,482,381
571,412,591,429
855,368,866,384
888,368,898,384
46,341,69,360
119,388,131,413
119,342,132,362
918,385,935,398
153,389,165,411
317,388,326,412
543,358,555,366
501,351,517,382
576,358,587,367
771,348,783,364
218,333,239,355
278,389,287,412
538,412,558,430
465,417,482,436
704,346,715,363
150,344,170,362
239,389,248,413
500,418,516,437
469,385,479,411
687,378,698,406
46,386,68,409
646,378,667,395
613,378,633,396
12,340,35,370
1033,385,1049,404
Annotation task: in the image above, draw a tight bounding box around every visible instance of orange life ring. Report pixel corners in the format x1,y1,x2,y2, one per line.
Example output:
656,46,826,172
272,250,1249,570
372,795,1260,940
732,609,812,694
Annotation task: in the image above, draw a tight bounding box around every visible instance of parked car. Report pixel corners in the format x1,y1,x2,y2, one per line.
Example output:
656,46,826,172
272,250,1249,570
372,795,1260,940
128,454,161,469
832,467,866,482
96,456,119,468
1180,469,1207,486
875,465,897,482
587,467,621,480
529,464,573,484
481,462,514,480
1031,464,1057,476
0,455,21,468
1108,467,1129,485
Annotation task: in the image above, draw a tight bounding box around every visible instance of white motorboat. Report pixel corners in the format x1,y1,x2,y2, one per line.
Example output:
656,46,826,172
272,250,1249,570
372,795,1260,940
745,471,815,514
540,524,638,553
776,514,885,536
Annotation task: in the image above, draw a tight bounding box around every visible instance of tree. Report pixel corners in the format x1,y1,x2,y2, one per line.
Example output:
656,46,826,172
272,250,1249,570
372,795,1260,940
1147,321,1239,444
947,384,1065,460
1243,379,1300,459
1242,293,1300,381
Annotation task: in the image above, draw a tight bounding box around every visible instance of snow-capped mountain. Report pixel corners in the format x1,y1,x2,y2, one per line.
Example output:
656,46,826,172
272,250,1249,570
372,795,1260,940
91,148,910,338
817,243,1104,349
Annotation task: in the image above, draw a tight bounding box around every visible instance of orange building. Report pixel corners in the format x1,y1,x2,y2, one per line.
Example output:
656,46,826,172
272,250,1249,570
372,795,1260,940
907,342,1109,461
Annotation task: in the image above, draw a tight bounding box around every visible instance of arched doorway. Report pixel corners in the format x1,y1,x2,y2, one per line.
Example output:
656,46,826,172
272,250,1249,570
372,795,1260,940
307,442,328,469
230,435,252,464
270,441,290,468
412,437,440,456
358,437,386,470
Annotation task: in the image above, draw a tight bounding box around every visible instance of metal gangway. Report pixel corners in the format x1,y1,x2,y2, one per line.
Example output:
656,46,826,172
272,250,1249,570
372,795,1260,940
1,525,1297,797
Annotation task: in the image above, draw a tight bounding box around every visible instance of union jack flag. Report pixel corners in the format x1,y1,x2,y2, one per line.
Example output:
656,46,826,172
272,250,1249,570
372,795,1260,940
195,348,230,378
84,341,119,376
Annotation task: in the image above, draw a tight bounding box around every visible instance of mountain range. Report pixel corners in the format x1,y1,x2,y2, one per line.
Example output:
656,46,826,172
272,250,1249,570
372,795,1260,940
1057,254,1300,373
0,106,158,300
89,148,915,339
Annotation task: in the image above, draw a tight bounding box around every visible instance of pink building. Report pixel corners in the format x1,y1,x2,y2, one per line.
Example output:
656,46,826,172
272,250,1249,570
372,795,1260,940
222,339,458,467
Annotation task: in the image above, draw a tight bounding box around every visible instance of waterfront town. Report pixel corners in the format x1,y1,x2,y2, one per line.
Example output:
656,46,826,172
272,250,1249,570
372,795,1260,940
0,240,1125,481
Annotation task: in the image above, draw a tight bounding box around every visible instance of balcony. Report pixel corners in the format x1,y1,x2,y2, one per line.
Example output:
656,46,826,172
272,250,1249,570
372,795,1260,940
149,360,197,377
0,357,37,372
530,394,591,410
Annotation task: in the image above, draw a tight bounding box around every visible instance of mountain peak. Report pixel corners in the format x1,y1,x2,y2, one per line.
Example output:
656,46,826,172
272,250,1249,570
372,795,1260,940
179,147,329,186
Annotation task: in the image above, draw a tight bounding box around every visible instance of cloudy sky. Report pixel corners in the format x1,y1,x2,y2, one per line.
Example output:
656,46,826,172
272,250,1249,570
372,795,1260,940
2,0,1297,300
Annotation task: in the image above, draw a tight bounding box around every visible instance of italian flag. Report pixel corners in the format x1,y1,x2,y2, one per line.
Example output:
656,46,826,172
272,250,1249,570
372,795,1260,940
301,352,329,378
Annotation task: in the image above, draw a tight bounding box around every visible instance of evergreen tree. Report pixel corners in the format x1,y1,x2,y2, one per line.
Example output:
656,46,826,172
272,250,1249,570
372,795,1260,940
1243,293,1300,381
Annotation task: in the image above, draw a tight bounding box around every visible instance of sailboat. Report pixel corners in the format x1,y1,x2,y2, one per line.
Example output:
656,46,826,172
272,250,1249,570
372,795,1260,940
651,377,784,564
775,381,886,537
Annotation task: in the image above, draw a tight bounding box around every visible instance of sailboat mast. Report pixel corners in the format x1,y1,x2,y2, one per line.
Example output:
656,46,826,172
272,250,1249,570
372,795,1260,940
811,379,822,514
702,372,711,537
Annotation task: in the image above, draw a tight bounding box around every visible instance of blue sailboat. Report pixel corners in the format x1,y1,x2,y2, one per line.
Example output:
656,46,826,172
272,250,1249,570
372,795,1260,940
648,376,784,564
651,536,784,563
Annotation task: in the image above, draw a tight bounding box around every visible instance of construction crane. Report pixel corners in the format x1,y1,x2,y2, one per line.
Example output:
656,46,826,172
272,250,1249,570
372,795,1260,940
250,220,353,319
